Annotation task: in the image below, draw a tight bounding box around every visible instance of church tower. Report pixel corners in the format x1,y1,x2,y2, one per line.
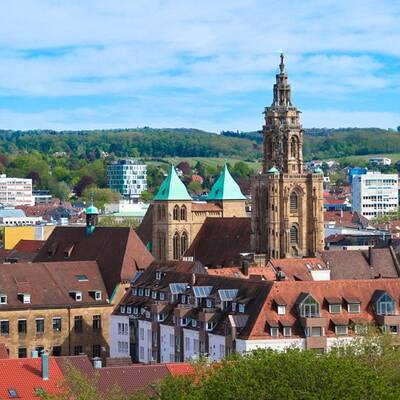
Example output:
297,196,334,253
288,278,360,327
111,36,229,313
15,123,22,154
251,54,324,259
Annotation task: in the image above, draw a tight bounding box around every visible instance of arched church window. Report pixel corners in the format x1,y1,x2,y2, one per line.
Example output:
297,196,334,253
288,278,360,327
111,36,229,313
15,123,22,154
158,231,165,260
290,225,299,244
290,136,299,159
173,232,180,260
290,191,298,212
173,205,180,221
180,205,187,221
181,231,188,255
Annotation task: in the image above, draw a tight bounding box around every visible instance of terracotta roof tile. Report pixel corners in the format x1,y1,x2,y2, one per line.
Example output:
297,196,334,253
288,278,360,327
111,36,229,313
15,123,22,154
34,227,154,296
184,217,251,266
0,357,64,399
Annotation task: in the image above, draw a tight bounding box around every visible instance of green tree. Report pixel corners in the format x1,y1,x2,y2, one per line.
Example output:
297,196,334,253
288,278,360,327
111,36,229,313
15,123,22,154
187,181,202,195
82,187,121,210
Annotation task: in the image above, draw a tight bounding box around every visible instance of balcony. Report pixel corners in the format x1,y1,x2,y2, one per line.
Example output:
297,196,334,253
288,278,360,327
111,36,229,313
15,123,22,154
376,314,400,326
300,316,327,328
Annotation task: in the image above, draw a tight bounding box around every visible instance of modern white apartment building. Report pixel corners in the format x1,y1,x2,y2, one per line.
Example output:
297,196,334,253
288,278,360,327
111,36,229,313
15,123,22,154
352,172,398,219
107,159,147,200
0,175,33,206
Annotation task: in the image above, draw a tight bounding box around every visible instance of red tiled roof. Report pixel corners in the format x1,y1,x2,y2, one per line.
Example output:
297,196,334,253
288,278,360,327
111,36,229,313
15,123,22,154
165,363,195,376
246,279,400,340
13,240,46,253
321,248,400,280
184,217,251,266
191,203,222,212
0,357,64,399
0,261,110,308
34,227,154,296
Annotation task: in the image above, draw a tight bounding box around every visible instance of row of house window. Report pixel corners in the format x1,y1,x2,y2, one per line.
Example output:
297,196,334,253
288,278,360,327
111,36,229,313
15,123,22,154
0,316,101,335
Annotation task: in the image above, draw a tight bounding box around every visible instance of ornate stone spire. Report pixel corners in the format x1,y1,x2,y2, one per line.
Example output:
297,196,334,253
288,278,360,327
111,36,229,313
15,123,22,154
279,52,285,73
272,52,292,107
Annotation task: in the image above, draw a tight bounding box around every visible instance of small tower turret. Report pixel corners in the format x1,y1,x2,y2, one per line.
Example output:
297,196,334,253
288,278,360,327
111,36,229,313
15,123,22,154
85,193,99,236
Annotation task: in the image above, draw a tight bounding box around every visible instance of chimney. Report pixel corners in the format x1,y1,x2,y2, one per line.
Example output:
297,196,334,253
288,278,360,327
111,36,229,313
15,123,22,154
41,352,49,381
92,357,102,369
241,261,249,276
368,246,373,267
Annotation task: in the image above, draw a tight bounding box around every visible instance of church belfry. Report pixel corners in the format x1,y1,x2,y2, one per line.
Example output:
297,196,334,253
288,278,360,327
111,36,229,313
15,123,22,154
251,54,324,259
263,53,303,174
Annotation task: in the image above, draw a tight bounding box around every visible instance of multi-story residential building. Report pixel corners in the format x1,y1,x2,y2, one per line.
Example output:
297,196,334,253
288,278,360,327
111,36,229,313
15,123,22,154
107,159,147,200
352,172,398,219
33,203,154,305
0,260,112,359
0,175,33,206
110,264,400,361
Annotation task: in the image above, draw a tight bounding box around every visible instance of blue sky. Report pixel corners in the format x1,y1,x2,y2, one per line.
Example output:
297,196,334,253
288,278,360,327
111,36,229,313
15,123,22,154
0,0,399,132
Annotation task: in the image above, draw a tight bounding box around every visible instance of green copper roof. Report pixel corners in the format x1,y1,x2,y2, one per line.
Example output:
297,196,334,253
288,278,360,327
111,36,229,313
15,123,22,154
207,164,246,201
154,165,192,201
86,194,99,215
268,166,279,173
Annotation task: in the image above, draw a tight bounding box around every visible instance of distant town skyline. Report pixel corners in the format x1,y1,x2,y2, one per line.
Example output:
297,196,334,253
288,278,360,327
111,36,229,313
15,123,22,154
0,0,399,131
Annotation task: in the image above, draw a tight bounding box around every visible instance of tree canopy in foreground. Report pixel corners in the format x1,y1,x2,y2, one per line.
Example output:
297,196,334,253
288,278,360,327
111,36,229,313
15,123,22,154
42,334,400,400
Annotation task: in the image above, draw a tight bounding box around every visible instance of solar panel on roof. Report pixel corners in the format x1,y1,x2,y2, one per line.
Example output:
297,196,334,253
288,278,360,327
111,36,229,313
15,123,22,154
169,283,188,294
193,286,213,298
218,289,239,301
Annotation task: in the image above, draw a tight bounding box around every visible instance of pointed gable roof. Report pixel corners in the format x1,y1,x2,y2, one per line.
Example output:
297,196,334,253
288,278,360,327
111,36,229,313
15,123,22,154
154,165,192,201
207,164,246,201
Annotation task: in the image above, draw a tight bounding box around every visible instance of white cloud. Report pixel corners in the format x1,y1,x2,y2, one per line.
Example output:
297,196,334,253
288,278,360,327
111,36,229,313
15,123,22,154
0,0,399,128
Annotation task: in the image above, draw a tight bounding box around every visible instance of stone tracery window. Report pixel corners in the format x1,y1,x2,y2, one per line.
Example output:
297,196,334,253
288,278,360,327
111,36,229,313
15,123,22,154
173,232,180,260
290,225,298,244
180,231,188,255
290,191,298,212
180,205,187,221
173,205,180,221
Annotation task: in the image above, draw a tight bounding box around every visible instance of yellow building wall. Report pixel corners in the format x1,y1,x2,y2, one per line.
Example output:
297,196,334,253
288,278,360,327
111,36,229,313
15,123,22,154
4,226,35,249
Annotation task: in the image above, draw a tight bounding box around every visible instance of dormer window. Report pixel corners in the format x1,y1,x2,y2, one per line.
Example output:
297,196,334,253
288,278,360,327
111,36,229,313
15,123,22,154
238,304,245,313
180,318,188,326
277,305,286,315
152,291,157,300
298,294,319,318
18,293,30,304
132,288,137,295
270,327,279,337
94,291,101,301
181,295,187,304
145,289,150,297
231,302,237,312
326,298,342,314
347,302,361,314
133,307,138,314
375,292,396,316
158,313,165,322
138,288,143,296
0,294,7,304
191,319,198,328
120,305,126,314
75,275,88,282
126,306,132,314
206,299,213,308
70,291,82,302
155,271,165,280
145,311,151,319
206,321,215,331
159,292,165,301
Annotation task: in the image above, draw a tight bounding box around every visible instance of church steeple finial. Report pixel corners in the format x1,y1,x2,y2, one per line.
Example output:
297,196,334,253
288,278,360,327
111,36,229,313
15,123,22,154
279,52,285,73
